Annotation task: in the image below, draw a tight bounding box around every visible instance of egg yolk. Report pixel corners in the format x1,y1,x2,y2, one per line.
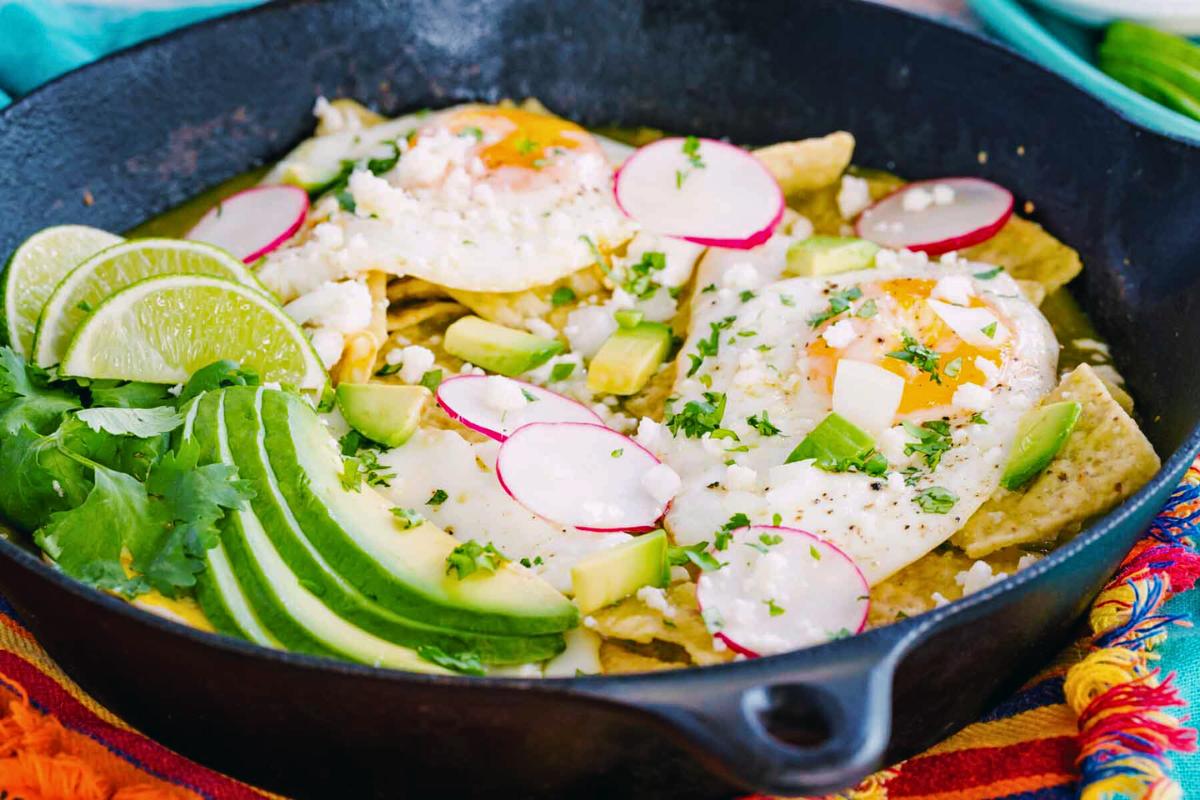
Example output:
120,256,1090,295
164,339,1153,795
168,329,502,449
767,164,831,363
806,278,1011,415
446,107,590,170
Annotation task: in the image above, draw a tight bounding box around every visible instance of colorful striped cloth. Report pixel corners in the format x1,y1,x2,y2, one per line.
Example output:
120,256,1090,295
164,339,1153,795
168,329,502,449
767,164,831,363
0,462,1194,799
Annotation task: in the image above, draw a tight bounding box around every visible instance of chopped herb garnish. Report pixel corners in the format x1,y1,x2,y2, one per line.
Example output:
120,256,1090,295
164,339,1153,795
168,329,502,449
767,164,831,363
621,250,666,300
550,286,577,307
375,362,402,377
739,290,756,303
913,486,958,514
521,388,539,403
981,321,998,338
610,448,624,458
787,412,887,476
664,391,726,438
901,465,923,486
549,362,576,382
390,507,425,529
514,137,539,155
426,489,449,507
971,412,988,425
974,267,1003,280
580,235,611,275
772,513,782,527
779,294,795,307
683,135,705,168
746,531,783,554
828,628,852,640
713,512,751,550
668,541,724,572
419,369,443,393
445,540,507,579
340,449,396,492
686,316,736,376
518,556,545,568
701,283,717,294
856,298,878,318
886,330,942,384
903,419,953,470
765,598,786,616
76,300,93,313
614,308,644,329
747,410,782,437
808,287,863,328
459,125,484,140
944,357,963,378
809,543,822,560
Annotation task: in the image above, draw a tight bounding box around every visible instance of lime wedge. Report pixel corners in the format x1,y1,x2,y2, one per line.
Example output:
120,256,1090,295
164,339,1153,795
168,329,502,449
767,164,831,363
61,274,326,389
2,226,122,356
33,238,264,367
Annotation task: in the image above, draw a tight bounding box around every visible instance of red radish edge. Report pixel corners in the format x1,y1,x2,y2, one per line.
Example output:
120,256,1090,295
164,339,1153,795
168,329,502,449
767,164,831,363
854,177,1014,256
696,525,870,659
613,137,785,251
495,421,667,533
186,185,309,263
435,374,603,442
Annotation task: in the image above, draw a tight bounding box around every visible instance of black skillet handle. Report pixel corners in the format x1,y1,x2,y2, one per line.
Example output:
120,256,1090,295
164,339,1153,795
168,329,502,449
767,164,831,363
598,633,904,796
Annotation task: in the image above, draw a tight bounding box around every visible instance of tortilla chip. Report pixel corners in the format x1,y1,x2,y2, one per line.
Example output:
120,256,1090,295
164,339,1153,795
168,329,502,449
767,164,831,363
952,364,1159,558
445,266,607,329
868,546,1032,627
1016,279,1046,307
587,582,734,667
599,641,685,674
754,132,855,196
789,169,905,236
961,216,1082,294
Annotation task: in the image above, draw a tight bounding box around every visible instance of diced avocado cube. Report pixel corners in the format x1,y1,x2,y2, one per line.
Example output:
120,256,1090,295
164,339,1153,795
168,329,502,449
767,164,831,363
443,316,563,377
786,412,876,469
335,383,429,447
785,236,880,277
571,529,669,614
267,136,354,194
586,321,672,396
1001,401,1082,491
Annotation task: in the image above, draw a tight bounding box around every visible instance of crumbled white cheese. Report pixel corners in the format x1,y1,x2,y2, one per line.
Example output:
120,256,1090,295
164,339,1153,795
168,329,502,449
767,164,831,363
385,348,404,366
955,560,1007,596
397,345,436,384
283,279,373,333
786,211,815,241
722,261,760,291
636,586,677,619
902,186,934,212
524,316,558,339
641,462,682,504
932,275,975,306
483,375,528,412
309,328,345,368
822,318,858,349
51,480,64,498
952,382,992,412
725,464,758,492
940,250,960,265
932,183,957,206
931,592,951,608
167,383,183,398
458,362,485,376
313,96,352,134
564,305,618,359
635,417,663,452
836,175,872,219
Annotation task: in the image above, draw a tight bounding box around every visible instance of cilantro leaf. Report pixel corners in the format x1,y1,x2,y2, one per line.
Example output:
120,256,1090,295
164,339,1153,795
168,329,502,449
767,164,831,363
667,541,724,572
808,287,862,328
0,426,91,530
902,420,953,470
87,380,175,409
177,360,260,404
0,347,80,436
621,251,666,300
76,406,181,438
417,645,485,676
747,410,782,437
913,486,958,514
664,391,726,438
886,330,942,384
446,540,507,579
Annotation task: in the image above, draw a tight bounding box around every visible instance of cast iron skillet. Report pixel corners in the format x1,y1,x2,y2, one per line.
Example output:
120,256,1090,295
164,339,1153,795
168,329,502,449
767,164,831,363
1,1,1199,797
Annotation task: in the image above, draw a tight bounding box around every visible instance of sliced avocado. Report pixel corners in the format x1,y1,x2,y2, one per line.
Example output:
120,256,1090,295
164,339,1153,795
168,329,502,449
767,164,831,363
1001,401,1082,491
785,236,880,277
443,316,563,376
193,391,451,673
570,529,669,615
266,135,354,194
183,394,280,647
1099,59,1200,121
786,412,876,468
220,387,563,664
586,321,672,396
258,388,578,636
336,383,428,447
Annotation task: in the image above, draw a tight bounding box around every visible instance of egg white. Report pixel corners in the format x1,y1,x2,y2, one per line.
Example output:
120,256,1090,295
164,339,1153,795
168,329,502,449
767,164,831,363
653,239,1058,585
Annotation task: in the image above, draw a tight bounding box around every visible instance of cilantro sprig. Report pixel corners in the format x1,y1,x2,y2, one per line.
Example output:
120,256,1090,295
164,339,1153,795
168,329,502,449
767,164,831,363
886,330,942,384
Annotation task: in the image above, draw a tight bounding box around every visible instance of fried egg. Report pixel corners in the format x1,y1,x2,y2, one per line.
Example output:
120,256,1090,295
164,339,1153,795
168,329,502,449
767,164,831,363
259,104,636,300
649,239,1058,584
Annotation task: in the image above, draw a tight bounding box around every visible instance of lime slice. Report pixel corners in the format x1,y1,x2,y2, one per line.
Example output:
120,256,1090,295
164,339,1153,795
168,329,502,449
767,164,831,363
61,274,326,389
33,238,264,367
2,226,122,356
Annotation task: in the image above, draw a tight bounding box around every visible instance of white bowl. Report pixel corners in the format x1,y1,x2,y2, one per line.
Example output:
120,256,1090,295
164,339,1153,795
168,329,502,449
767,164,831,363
1026,0,1200,35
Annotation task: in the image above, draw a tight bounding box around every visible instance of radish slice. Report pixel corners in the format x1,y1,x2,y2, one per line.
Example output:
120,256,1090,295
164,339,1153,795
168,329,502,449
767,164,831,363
436,374,603,441
185,185,309,263
496,422,668,532
696,526,870,658
614,137,784,249
855,178,1013,255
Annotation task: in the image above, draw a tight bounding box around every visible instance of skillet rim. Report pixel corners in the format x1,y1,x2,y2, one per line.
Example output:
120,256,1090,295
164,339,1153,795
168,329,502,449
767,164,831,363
0,0,1196,694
